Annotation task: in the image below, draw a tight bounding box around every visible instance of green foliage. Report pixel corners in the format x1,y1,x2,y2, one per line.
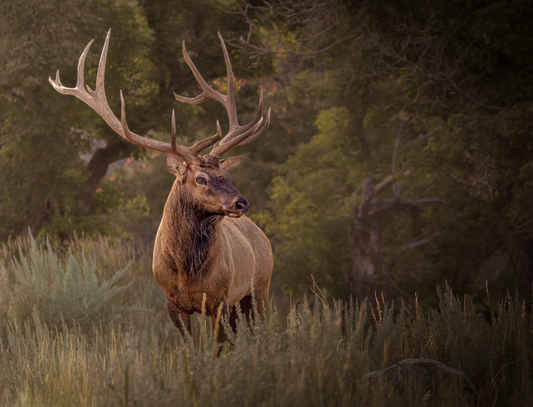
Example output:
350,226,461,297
2,0,533,326
356,0,533,229
444,104,533,228
110,136,182,239
262,107,355,295
0,0,153,238
42,179,150,239
261,105,468,300
0,234,144,331
227,0,533,302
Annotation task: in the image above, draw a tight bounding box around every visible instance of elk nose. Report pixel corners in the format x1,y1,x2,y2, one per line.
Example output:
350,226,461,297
234,197,249,214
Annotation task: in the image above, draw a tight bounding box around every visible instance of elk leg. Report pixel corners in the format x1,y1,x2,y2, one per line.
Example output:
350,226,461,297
213,300,230,344
167,297,191,336
239,289,269,324
209,300,230,357
229,306,239,330
234,294,254,326
254,287,270,321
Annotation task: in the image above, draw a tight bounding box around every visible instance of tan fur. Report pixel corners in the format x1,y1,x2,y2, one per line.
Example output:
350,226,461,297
152,160,273,338
153,214,272,315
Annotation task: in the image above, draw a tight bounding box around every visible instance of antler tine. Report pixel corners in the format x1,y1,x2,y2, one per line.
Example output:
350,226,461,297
230,107,271,149
168,110,194,162
209,87,267,156
233,85,264,136
211,107,271,157
211,117,263,157
217,32,238,130
94,29,110,94
170,109,177,151
174,40,226,105
168,110,220,161
50,29,221,162
49,38,93,97
174,33,260,134
189,121,223,156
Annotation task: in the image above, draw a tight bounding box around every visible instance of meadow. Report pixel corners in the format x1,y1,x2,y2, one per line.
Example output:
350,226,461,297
0,235,531,406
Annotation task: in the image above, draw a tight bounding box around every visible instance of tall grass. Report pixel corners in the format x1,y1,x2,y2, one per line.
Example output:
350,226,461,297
0,236,531,406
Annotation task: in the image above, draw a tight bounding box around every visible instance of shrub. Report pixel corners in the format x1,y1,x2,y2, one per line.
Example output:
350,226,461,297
0,234,143,331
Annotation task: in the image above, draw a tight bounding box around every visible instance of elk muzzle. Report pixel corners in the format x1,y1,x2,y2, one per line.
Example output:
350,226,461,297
225,196,249,217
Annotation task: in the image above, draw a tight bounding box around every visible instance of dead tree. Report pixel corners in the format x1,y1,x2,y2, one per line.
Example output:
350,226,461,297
349,171,441,299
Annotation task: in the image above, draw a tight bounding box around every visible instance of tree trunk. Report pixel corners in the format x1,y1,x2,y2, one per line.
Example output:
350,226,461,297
349,173,442,300
19,140,133,237
19,199,50,237
79,141,134,210
500,226,533,304
351,213,382,299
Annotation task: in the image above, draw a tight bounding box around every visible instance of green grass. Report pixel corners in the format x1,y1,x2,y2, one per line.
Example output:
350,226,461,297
0,235,531,406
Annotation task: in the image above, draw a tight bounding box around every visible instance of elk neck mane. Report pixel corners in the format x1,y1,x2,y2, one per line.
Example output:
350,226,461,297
161,181,223,277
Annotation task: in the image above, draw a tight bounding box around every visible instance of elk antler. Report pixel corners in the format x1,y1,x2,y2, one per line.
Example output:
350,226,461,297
174,32,271,158
49,29,220,163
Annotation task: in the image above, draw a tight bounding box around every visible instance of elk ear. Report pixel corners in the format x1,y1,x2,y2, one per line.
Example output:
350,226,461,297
167,155,187,181
220,156,243,173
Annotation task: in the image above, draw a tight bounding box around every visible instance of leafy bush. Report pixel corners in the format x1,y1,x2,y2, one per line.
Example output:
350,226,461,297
0,234,143,330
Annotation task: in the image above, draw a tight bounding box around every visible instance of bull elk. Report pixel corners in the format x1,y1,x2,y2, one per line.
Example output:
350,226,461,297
49,30,273,343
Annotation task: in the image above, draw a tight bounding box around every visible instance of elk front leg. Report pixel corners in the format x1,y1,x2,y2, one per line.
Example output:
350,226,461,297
211,300,230,343
234,288,269,326
211,300,230,356
254,286,270,321
167,297,191,336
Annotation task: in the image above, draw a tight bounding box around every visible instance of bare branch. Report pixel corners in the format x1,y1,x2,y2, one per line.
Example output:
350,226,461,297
391,120,405,198
372,198,444,215
399,233,439,251
240,35,358,57
373,170,412,199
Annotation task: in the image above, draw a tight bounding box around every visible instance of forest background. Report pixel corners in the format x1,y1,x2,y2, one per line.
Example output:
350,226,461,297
1,0,533,310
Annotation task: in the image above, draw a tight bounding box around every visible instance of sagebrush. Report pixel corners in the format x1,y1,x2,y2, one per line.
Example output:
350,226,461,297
0,234,146,330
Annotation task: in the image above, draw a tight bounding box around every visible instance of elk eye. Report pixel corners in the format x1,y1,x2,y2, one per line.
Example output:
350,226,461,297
196,176,206,185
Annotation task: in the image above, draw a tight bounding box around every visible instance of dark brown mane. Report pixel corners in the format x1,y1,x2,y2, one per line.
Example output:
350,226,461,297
162,180,222,276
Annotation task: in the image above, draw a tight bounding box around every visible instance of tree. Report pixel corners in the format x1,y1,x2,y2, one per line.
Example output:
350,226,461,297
0,0,153,239
261,107,445,299
351,0,533,300
227,0,533,302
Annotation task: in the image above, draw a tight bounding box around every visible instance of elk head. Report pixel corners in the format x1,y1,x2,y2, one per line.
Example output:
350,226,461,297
49,29,270,218
165,128,250,218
